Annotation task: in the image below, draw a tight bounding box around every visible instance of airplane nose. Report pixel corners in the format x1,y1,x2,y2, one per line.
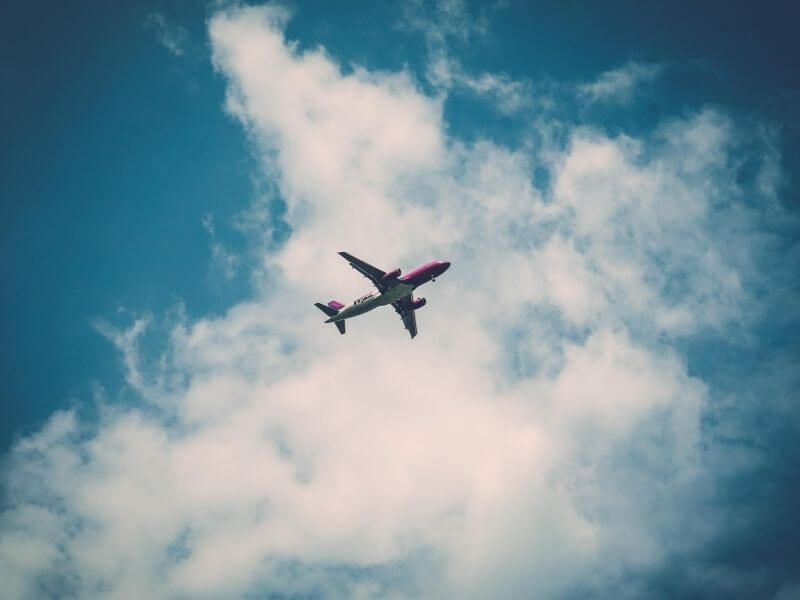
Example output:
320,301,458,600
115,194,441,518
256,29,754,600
440,261,451,273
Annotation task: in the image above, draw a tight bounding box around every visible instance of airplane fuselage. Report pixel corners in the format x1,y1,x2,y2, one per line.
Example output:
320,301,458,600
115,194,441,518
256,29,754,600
326,282,413,322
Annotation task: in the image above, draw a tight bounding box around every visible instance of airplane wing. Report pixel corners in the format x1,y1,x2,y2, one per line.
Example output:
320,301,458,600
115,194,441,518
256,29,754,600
392,294,418,339
338,251,391,292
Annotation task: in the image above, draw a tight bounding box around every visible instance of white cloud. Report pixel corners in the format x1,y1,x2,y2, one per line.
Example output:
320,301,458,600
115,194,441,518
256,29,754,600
579,61,662,104
93,316,154,397
403,0,529,114
0,5,786,599
427,53,531,114
551,110,751,334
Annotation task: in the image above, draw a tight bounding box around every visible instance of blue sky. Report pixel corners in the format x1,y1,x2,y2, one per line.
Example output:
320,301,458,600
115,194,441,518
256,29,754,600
2,1,799,598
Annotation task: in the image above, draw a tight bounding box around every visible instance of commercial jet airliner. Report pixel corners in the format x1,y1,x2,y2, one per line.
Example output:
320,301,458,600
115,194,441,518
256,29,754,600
314,251,451,338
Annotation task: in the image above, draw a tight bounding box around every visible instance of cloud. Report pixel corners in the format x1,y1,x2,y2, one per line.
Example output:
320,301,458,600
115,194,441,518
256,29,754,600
403,0,529,114
400,0,490,44
579,61,662,104
1,5,797,599
426,53,531,114
203,215,240,281
145,12,189,57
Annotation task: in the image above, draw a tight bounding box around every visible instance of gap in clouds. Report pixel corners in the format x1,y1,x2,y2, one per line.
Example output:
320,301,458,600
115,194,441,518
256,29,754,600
2,2,800,599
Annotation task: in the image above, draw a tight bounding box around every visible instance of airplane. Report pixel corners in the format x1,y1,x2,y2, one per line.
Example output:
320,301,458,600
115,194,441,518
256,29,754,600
314,251,451,338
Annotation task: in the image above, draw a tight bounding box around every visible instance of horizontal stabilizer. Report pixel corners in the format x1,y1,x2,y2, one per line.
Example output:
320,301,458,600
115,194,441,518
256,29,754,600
315,303,346,335
314,302,339,318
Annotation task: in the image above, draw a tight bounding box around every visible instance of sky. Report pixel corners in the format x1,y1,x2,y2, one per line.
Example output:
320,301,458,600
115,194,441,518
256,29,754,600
1,1,799,598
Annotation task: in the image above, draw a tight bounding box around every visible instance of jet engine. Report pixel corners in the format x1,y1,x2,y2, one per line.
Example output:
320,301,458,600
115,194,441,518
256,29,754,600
383,267,401,280
410,297,426,310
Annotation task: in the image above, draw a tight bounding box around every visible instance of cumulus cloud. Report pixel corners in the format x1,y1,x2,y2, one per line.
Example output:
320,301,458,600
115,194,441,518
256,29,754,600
1,5,796,600
579,61,662,104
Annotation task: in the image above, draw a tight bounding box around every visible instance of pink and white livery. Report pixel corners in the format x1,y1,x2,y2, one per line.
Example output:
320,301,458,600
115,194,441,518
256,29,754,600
314,251,451,338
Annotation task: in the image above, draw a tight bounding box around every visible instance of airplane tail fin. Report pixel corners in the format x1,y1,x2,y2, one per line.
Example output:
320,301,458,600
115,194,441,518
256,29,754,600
314,302,346,335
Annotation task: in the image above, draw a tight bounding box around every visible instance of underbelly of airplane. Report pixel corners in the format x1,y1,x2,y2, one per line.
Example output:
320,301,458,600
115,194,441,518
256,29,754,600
333,283,413,321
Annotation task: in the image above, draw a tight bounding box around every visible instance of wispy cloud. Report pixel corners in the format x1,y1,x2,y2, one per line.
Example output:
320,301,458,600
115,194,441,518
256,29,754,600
579,61,662,104
202,215,240,281
401,0,490,43
403,0,529,114
427,52,531,114
145,12,189,57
